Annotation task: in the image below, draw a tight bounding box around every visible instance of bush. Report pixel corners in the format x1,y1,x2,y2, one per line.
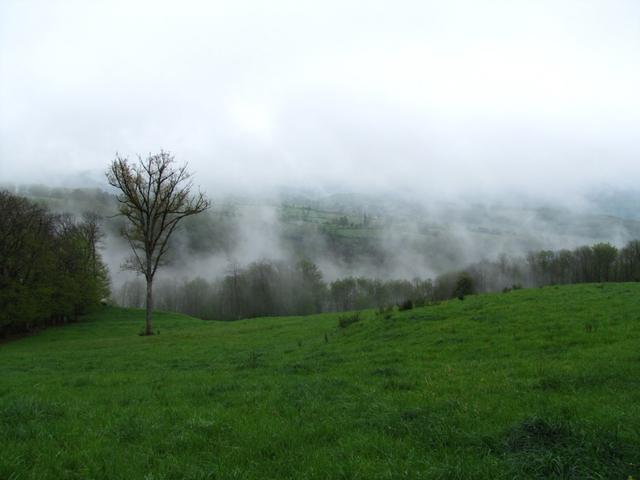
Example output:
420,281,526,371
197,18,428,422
398,299,413,311
454,272,474,300
338,313,361,328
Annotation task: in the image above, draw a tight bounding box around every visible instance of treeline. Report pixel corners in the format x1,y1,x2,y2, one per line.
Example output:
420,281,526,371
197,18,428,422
119,260,327,320
115,261,466,320
0,191,110,336
115,240,640,321
1,183,115,215
525,242,640,285
463,241,640,293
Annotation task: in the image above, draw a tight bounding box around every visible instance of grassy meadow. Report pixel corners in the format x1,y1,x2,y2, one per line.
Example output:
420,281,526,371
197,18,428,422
1,284,639,479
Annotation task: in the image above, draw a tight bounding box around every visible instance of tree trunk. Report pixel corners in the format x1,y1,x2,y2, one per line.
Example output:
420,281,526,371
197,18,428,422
145,277,154,335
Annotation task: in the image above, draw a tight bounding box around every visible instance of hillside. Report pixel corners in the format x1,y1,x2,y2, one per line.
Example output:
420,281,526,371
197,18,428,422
1,284,639,479
7,184,640,280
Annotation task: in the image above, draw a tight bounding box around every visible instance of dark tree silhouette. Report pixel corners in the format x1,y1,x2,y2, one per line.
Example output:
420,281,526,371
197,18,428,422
106,151,210,335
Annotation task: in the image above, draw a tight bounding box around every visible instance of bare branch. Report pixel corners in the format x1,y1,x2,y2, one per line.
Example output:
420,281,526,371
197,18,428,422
106,151,211,335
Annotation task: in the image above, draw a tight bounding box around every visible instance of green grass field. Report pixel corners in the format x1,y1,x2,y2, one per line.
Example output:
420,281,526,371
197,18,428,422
1,284,639,479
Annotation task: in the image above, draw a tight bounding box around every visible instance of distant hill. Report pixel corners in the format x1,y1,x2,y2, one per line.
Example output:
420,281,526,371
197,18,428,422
5,183,640,280
585,188,640,220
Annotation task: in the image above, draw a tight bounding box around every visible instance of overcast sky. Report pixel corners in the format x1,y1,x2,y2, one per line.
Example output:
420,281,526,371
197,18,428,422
1,0,639,199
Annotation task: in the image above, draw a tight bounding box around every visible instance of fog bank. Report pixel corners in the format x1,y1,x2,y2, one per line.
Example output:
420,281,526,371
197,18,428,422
2,1,640,202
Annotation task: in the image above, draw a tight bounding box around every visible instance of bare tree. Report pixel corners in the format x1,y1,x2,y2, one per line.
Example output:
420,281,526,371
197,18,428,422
106,151,210,335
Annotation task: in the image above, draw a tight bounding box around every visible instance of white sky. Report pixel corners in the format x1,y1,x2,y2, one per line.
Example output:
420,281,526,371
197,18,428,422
1,0,639,198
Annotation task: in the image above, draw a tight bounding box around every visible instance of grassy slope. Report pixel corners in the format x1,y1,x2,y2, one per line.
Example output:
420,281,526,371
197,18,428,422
1,284,639,479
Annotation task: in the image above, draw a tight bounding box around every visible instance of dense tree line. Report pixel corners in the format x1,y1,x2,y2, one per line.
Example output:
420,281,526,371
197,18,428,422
464,241,640,293
115,240,640,321
0,191,110,336
525,242,640,285
117,261,440,320
117,260,326,320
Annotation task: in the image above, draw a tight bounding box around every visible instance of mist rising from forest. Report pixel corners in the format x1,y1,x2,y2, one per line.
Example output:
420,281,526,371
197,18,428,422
6,183,638,303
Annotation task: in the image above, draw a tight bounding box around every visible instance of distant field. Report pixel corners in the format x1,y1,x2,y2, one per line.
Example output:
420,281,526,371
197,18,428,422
1,284,639,479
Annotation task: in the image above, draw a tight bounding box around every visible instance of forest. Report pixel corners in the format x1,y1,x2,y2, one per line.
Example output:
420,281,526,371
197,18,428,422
115,239,640,320
0,191,109,336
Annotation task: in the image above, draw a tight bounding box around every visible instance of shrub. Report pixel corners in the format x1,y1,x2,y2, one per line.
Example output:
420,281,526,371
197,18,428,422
338,313,361,328
453,272,474,300
398,299,414,311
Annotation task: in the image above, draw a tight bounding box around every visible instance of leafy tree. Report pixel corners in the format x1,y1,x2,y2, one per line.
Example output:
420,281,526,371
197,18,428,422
330,277,357,311
617,240,640,281
573,246,595,283
295,260,325,313
0,192,53,332
453,272,474,299
0,191,109,336
50,214,109,320
591,242,617,282
106,151,210,335
244,261,278,317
